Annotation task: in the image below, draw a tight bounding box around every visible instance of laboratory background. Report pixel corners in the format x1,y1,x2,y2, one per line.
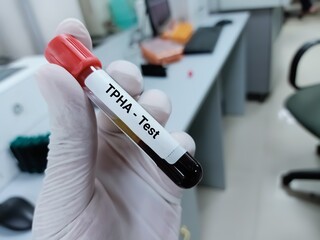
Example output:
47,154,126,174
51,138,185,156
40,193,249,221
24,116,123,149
0,0,320,239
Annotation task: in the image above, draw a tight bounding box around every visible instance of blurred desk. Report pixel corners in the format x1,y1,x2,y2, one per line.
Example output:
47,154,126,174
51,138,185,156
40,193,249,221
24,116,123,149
209,1,284,100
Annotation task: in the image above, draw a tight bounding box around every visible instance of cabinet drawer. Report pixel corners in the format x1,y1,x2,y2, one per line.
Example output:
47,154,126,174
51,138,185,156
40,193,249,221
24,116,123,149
0,76,47,151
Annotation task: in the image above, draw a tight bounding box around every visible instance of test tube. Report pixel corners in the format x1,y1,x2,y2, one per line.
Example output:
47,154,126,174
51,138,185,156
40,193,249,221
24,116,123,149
45,34,202,188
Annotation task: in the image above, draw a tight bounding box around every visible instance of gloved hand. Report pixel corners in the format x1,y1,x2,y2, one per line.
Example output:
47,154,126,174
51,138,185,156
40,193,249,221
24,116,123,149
32,19,196,240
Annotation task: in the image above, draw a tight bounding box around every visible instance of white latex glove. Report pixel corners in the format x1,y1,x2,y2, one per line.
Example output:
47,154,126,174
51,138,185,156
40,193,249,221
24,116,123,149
32,19,196,240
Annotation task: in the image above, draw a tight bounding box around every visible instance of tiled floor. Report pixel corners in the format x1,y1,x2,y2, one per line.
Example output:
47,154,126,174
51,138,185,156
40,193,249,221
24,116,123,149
198,14,320,240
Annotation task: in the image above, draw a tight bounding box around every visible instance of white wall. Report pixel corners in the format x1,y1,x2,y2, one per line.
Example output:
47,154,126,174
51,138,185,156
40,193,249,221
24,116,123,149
0,0,36,59
0,0,84,60
30,0,84,44
168,0,208,25
207,0,285,11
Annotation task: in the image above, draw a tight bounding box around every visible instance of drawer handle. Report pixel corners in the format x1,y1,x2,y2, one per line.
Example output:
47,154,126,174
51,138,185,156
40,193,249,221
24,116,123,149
180,225,191,240
13,103,24,115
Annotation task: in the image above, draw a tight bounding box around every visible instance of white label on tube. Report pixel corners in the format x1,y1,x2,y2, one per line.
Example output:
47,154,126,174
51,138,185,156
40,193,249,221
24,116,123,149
85,69,185,164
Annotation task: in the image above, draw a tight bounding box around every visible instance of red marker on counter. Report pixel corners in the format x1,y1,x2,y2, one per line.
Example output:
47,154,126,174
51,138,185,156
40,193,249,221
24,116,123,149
45,34,202,188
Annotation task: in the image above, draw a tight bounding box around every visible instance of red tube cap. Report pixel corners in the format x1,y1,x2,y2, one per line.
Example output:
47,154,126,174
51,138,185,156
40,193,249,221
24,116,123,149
45,34,102,81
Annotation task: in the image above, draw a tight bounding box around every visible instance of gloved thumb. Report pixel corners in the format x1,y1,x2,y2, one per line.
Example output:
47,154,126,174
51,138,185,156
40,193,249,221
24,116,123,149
33,63,97,235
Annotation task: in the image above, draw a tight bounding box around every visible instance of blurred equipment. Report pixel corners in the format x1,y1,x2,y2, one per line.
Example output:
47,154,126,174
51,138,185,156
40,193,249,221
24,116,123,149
215,19,233,26
282,39,320,192
0,197,34,231
141,63,167,77
109,0,137,29
0,56,13,66
183,24,223,54
145,0,171,36
10,133,49,173
145,0,225,54
161,22,193,44
78,0,111,38
134,0,151,37
140,38,183,65
145,0,193,43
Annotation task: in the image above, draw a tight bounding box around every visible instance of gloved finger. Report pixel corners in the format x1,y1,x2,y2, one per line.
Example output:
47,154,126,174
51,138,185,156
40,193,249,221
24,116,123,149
139,91,195,157
33,63,97,234
138,89,171,126
55,18,92,50
97,60,143,133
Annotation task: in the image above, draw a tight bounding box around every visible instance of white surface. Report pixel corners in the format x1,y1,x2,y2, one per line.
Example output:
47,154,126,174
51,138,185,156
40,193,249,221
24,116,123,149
94,12,250,132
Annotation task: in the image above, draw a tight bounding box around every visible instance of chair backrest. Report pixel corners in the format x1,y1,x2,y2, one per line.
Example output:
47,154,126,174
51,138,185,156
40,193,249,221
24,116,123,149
289,39,320,90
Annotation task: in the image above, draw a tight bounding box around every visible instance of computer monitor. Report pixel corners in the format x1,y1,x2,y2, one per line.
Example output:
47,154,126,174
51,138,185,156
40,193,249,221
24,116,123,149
145,0,172,36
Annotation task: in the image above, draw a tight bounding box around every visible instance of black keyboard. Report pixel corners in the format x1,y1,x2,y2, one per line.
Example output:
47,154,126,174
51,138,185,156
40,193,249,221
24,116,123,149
183,25,223,54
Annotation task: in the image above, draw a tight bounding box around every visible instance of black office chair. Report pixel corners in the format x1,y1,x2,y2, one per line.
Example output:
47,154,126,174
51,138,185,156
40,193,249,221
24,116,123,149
282,39,320,188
